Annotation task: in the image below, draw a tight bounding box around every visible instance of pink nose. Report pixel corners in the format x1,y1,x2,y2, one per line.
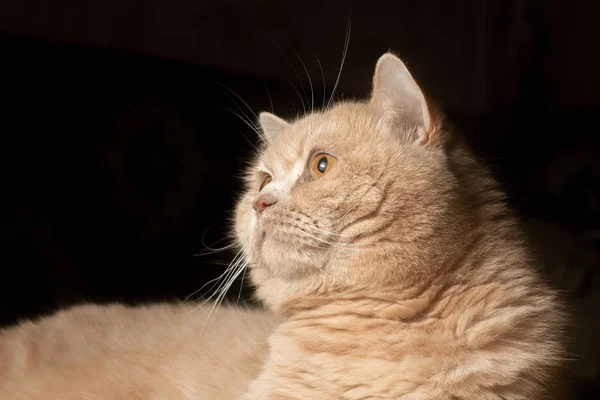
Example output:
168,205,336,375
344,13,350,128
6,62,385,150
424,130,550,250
253,194,277,213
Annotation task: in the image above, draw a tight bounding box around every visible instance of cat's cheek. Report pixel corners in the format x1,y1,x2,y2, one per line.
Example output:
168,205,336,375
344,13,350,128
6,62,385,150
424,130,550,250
234,193,259,252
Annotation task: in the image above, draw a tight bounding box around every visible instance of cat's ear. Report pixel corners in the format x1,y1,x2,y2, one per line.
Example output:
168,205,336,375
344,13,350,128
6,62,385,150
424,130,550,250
370,53,438,145
258,112,289,143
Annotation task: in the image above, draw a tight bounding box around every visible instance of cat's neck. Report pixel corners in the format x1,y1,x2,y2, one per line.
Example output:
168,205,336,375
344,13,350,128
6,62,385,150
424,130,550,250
257,215,529,323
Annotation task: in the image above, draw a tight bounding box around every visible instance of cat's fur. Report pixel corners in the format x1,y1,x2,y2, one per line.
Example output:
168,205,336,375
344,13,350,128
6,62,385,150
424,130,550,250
0,53,567,399
0,303,279,399
235,54,567,399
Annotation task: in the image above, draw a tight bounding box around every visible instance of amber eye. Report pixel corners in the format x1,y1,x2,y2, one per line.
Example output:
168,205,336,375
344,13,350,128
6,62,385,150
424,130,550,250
259,175,272,192
310,153,338,180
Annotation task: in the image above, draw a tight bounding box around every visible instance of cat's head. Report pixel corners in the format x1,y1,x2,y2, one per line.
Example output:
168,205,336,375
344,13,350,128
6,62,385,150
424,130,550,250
234,53,468,312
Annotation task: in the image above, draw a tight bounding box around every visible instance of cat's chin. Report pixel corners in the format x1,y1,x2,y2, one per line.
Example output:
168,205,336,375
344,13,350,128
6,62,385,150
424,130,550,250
254,219,293,247
257,233,293,257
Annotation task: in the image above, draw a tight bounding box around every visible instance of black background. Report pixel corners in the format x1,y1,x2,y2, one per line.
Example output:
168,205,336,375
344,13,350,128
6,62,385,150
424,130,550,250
1,1,599,398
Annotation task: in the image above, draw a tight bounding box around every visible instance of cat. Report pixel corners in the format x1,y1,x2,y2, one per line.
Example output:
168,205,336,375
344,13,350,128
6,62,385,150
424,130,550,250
235,53,568,399
0,52,568,399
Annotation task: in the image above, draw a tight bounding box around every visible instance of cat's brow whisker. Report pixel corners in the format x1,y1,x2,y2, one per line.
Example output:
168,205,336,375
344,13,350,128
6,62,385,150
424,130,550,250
238,130,262,152
225,102,263,139
272,39,309,114
218,83,267,143
283,77,307,115
217,82,260,123
315,55,326,110
222,107,265,147
294,51,314,113
264,82,275,114
327,18,351,109
231,100,262,136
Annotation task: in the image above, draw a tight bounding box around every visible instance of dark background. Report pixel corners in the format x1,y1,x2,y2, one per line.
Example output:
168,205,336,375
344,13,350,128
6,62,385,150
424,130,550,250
1,1,599,398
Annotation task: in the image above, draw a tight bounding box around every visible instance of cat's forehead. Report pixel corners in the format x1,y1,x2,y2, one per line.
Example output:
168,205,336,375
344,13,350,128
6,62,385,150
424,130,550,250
260,103,374,169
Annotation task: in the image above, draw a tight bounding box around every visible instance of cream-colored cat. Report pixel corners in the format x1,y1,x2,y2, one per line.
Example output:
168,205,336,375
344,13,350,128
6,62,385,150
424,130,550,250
1,53,567,400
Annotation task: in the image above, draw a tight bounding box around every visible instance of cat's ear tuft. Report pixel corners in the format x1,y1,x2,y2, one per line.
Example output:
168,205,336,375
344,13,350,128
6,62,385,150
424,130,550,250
258,112,289,143
370,53,437,145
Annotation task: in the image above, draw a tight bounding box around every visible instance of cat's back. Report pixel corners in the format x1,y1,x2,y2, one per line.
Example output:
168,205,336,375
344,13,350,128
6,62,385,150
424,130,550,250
0,302,279,400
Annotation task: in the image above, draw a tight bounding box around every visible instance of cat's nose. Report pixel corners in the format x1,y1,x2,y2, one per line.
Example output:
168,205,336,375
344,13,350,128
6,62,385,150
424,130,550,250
253,194,277,213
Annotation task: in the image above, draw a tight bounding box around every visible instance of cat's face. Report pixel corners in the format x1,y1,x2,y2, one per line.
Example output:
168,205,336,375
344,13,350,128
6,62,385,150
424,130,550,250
234,54,461,309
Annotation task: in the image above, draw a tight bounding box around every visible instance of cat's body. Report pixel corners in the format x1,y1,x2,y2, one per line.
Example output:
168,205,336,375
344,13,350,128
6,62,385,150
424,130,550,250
1,53,568,399
0,303,279,399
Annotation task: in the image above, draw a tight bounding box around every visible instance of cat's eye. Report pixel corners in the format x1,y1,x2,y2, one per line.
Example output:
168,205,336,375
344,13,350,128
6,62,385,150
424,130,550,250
310,153,337,180
259,175,272,192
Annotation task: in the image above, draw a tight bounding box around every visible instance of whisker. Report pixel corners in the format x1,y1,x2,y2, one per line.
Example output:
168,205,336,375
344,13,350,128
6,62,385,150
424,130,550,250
194,231,236,256
327,18,352,109
222,106,265,146
264,82,275,114
293,228,366,250
231,102,262,135
288,231,332,277
186,248,245,302
218,84,267,143
201,255,249,333
283,77,307,115
272,39,309,114
309,224,363,239
295,51,314,113
237,261,249,302
315,55,326,110
217,82,260,122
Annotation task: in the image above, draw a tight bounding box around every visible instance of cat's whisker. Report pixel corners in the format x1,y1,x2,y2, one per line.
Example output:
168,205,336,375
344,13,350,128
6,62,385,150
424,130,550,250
327,18,351,109
293,228,366,251
315,55,326,110
185,274,224,303
289,231,332,277
272,39,309,114
237,260,249,302
188,248,245,302
225,103,264,140
194,231,236,256
294,51,314,113
309,224,363,239
231,101,262,136
283,77,307,115
218,83,267,144
193,246,236,257
264,82,275,114
222,106,265,147
217,83,260,123
192,260,245,330
201,253,249,334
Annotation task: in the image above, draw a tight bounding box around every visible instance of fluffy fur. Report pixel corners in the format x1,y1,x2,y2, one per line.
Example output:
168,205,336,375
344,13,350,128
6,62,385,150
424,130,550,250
0,304,279,399
235,54,568,399
0,53,567,399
